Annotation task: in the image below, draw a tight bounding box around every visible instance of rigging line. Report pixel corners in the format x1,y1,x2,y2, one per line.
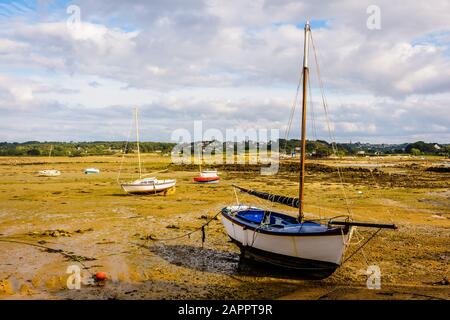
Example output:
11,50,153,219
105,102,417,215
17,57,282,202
348,227,370,266
283,69,303,153
347,228,364,246
233,186,240,205
329,82,388,224
359,244,370,267
310,31,352,217
308,69,318,143
368,162,395,224
135,107,142,179
342,228,382,264
307,203,344,215
116,113,134,185
240,189,269,211
307,37,318,143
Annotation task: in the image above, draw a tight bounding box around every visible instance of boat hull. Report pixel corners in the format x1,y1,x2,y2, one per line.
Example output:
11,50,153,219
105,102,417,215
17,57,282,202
221,206,353,278
84,168,100,174
38,170,61,177
121,180,176,194
194,176,220,183
232,239,339,279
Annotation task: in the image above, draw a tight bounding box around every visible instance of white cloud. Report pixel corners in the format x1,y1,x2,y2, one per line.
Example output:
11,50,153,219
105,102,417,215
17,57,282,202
0,0,448,143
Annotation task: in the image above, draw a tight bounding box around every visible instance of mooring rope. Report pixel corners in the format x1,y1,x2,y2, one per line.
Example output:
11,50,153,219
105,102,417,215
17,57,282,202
342,228,382,264
144,210,222,244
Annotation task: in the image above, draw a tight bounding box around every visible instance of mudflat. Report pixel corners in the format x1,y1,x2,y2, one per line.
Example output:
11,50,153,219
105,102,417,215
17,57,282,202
0,155,448,299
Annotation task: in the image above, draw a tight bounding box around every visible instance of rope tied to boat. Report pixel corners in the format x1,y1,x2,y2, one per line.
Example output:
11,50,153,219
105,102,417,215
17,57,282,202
201,226,206,248
145,210,221,243
342,228,382,264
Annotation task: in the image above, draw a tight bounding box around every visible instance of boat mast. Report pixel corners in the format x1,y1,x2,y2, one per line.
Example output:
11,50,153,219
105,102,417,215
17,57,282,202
199,142,202,173
299,21,310,221
135,107,142,179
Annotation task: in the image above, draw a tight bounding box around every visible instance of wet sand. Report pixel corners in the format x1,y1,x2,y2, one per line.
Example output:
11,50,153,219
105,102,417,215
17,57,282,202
0,155,449,299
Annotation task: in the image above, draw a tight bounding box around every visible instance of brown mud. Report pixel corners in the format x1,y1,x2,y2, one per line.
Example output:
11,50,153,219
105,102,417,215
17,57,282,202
0,155,448,300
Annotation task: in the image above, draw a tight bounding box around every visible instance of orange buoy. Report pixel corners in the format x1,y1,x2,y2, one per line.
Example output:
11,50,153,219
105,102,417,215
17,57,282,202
95,272,107,281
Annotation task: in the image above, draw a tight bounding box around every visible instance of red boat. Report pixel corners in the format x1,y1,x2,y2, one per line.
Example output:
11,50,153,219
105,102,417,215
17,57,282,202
194,170,220,183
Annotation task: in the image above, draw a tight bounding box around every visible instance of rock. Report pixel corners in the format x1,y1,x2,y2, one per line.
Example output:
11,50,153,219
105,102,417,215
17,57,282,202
166,224,180,229
41,229,72,237
140,234,156,240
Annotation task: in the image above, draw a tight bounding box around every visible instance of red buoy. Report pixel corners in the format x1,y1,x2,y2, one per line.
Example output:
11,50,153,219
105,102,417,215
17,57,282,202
95,272,107,281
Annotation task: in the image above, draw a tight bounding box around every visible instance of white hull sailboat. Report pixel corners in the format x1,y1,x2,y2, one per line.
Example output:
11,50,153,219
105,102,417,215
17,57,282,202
37,145,61,177
38,169,61,177
119,107,176,195
121,177,176,194
220,22,396,279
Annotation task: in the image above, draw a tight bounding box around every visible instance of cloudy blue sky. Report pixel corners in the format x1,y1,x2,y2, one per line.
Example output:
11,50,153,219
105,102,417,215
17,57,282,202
0,0,449,143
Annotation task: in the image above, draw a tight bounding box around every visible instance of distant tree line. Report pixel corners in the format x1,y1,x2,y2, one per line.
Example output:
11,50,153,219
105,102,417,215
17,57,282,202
0,140,448,157
279,139,449,157
0,141,176,157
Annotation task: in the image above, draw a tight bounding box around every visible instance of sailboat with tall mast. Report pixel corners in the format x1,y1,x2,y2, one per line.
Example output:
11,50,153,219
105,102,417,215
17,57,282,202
120,107,176,194
38,145,61,177
220,21,397,279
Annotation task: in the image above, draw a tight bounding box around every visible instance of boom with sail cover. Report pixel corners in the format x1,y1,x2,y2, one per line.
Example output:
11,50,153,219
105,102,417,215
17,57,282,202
232,184,397,230
232,185,300,209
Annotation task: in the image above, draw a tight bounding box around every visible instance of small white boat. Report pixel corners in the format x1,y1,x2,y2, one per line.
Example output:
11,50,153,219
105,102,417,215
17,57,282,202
121,177,176,194
194,169,220,183
38,169,61,177
38,145,61,177
84,168,100,174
